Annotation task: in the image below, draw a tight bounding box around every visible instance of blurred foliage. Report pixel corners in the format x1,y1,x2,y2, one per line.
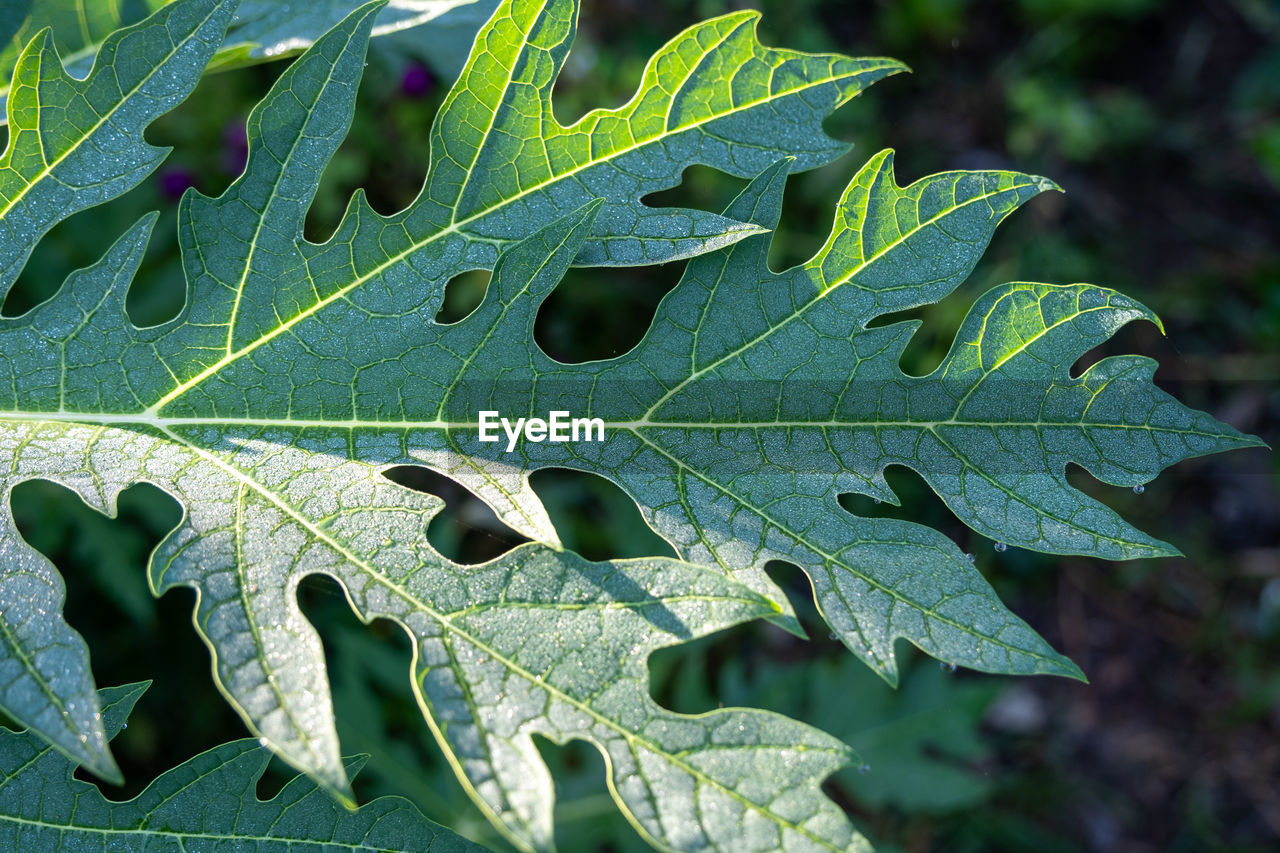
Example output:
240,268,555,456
3,0,1278,850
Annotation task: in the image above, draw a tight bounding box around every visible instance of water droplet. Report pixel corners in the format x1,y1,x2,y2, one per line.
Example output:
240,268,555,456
828,631,838,641
940,662,958,673
858,763,871,775
994,542,1007,553
258,737,269,748
1133,484,1145,494
120,723,127,730
873,498,882,505
965,553,975,563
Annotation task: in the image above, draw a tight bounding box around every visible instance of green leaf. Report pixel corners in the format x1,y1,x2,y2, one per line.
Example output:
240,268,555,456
205,0,485,71
1,1,910,848
0,0,1262,849
0,0,482,119
0,1,168,109
570,154,1261,683
1,208,868,851
711,654,1004,814
0,681,489,851
383,0,501,80
0,0,235,293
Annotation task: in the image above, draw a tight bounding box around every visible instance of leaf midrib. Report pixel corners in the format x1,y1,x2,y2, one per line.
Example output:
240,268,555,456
0,812,422,851
0,411,1238,441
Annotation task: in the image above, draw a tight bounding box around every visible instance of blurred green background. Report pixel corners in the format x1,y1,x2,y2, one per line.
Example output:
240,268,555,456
4,0,1279,850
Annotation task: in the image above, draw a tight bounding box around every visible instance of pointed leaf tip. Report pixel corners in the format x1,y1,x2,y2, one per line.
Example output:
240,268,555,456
0,1,1260,850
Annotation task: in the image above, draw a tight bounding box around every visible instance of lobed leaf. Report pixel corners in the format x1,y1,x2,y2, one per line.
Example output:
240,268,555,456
0,204,872,850
0,0,1262,849
0,0,482,119
568,154,1261,682
0,681,487,851
0,0,912,848
0,0,235,293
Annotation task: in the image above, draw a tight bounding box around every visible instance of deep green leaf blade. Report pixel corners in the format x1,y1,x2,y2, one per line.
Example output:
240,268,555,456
918,281,1265,557
0,0,1263,848
154,206,871,851
0,682,489,851
565,157,1083,682
0,0,482,118
419,0,906,266
2,190,875,847
0,215,157,785
213,0,480,67
175,0,384,372
0,0,236,294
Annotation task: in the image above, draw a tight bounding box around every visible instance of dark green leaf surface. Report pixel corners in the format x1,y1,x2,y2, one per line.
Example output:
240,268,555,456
384,0,501,80
0,1,170,113
0,0,909,849
567,155,1261,683
0,682,488,851
0,0,1261,850
0,0,234,293
709,655,1003,814
0,0,481,118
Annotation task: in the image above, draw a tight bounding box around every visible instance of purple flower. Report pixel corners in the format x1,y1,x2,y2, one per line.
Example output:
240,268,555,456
158,166,197,199
222,119,249,176
401,61,433,98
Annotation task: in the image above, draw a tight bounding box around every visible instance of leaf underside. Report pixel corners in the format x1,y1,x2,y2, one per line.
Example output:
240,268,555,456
0,0,1262,851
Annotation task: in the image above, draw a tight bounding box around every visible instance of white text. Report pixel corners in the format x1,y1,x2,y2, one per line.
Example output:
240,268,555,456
477,410,605,452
